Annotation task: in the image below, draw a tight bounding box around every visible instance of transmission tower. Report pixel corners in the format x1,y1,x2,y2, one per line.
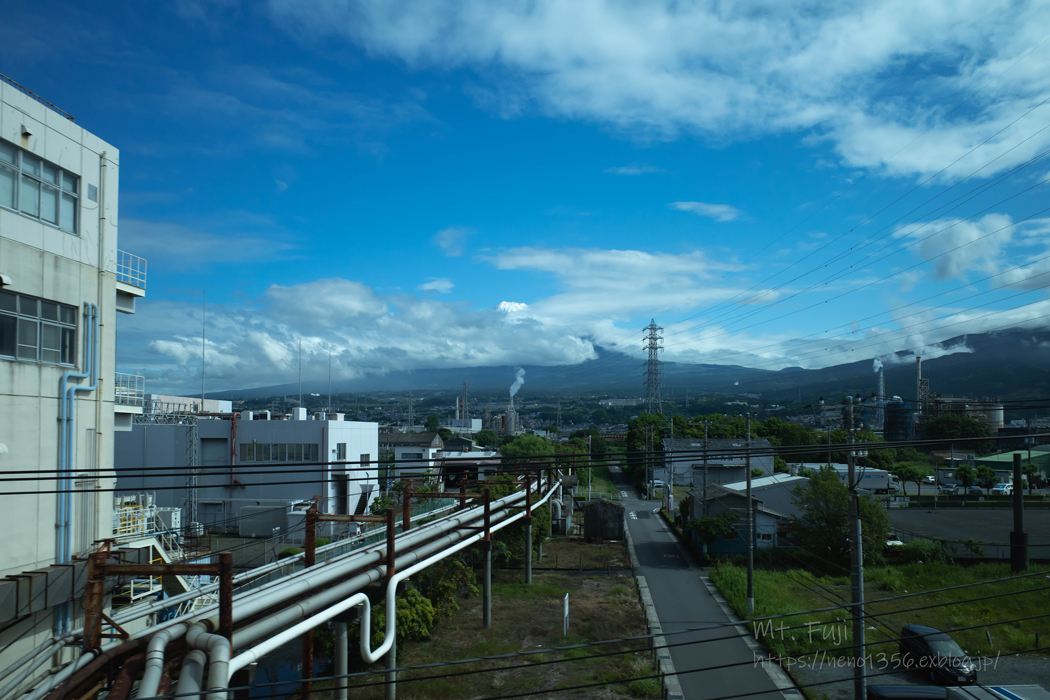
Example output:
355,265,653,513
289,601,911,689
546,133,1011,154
643,319,663,415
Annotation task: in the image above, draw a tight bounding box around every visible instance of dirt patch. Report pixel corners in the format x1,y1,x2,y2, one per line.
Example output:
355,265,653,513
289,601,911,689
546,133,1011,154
534,537,631,571
313,569,658,699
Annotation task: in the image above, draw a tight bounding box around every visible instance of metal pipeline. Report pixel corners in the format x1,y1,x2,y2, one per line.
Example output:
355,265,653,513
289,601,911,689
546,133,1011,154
175,650,207,698
134,623,189,699
226,481,560,681
5,481,508,690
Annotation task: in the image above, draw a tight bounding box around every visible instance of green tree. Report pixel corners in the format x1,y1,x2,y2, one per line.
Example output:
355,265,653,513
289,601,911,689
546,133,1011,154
791,467,890,565
501,434,555,457
922,415,994,454
1022,463,1041,494
954,464,975,490
773,456,789,473
437,427,453,441
975,465,997,493
571,429,608,455
475,429,500,448
686,512,739,555
892,463,929,496
424,414,440,432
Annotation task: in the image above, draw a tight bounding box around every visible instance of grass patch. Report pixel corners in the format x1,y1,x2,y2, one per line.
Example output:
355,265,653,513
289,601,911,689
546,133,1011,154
539,537,630,570
710,560,1050,662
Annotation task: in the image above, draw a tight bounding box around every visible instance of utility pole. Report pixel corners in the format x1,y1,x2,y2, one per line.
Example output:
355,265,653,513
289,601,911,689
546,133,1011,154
201,291,206,405
847,396,867,700
703,422,709,517
298,339,302,408
644,320,663,416
587,434,592,501
1011,453,1029,572
746,414,754,616
407,391,413,429
462,379,469,421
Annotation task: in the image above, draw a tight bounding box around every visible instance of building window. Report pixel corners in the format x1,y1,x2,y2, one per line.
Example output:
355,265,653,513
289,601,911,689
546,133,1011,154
0,290,77,365
238,443,320,463
360,454,370,467
0,139,79,234
401,452,423,460
336,443,347,461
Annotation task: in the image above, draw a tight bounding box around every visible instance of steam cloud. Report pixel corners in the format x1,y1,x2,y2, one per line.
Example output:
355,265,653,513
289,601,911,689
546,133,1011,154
872,358,884,373
509,367,526,397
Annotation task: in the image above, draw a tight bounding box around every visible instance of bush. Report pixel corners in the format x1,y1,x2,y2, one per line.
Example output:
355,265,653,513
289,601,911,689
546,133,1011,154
277,547,302,559
891,539,952,564
370,586,436,646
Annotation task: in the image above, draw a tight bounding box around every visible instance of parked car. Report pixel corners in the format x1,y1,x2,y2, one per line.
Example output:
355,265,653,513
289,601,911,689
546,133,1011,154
923,475,936,484
898,625,977,685
992,483,1013,496
940,484,959,495
886,532,904,548
967,486,985,495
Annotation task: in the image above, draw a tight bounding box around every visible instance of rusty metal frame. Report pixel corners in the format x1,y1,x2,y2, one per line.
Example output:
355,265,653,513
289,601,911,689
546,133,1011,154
82,542,233,652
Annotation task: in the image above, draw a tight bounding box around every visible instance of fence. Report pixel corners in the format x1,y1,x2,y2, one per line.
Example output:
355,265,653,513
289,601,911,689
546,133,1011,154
117,249,148,289
114,373,145,406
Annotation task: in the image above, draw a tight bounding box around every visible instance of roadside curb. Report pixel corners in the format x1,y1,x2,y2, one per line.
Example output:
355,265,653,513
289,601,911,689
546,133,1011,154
697,573,803,699
626,518,685,700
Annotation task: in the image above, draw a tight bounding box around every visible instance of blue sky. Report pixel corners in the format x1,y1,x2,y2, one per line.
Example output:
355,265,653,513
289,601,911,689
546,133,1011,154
6,1,1050,394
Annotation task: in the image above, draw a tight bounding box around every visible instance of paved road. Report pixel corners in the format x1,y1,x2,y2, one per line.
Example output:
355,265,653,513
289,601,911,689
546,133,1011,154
611,468,791,700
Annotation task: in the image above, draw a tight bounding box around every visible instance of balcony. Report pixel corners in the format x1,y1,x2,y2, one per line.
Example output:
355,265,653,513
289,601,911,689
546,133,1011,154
114,372,145,431
116,250,146,314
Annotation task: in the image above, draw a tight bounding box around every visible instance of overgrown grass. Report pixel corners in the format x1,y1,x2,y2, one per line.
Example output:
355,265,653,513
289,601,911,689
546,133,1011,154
710,560,1050,662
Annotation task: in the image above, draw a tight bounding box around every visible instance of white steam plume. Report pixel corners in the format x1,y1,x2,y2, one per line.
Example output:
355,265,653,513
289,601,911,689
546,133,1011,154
872,358,884,373
509,367,526,397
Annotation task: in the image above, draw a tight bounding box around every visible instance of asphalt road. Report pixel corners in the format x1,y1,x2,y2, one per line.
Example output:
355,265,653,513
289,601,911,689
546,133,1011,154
611,468,791,700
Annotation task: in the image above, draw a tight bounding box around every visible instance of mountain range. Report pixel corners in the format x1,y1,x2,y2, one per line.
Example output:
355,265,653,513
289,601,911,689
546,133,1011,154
216,328,1050,406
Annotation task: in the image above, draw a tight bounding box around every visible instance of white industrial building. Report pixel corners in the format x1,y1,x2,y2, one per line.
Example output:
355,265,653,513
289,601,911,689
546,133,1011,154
115,407,380,535
379,431,444,483
663,438,774,487
0,77,147,672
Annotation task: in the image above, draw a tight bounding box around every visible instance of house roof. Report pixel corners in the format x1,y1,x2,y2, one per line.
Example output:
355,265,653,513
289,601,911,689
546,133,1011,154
665,438,774,458
379,432,444,448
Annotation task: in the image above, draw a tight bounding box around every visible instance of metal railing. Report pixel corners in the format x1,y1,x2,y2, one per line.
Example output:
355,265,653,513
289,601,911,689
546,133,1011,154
0,72,75,121
114,373,145,406
116,250,147,290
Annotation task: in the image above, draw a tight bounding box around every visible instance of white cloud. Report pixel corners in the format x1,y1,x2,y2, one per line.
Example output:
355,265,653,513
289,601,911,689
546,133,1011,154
670,201,742,222
894,213,1018,281
603,164,664,175
120,218,297,270
418,278,454,293
264,0,1050,180
433,226,472,256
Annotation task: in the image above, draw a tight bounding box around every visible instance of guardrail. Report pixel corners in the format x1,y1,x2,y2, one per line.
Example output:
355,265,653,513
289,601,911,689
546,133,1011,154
114,373,145,406
116,250,147,290
0,72,75,121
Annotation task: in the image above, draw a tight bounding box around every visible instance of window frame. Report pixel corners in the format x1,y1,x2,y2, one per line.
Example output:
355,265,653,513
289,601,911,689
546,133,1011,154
0,138,80,235
0,290,77,366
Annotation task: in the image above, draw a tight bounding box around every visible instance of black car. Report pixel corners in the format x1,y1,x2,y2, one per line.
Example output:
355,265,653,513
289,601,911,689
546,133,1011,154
898,625,977,685
868,686,947,700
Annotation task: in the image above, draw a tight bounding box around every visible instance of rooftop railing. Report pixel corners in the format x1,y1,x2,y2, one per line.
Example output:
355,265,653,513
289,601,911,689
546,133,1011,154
0,73,75,121
115,373,145,407
117,250,147,290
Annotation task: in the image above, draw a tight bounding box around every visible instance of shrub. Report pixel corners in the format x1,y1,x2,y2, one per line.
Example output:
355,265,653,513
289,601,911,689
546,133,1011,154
892,539,952,564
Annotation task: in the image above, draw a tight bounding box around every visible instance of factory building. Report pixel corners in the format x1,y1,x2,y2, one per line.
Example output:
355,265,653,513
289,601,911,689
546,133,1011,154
0,77,145,672
115,406,379,534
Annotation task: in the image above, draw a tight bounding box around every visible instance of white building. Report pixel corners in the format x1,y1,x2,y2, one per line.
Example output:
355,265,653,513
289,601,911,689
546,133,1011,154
115,410,380,534
0,76,145,671
379,432,444,482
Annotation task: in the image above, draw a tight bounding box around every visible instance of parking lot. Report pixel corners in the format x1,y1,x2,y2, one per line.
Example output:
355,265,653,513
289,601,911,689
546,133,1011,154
887,506,1050,558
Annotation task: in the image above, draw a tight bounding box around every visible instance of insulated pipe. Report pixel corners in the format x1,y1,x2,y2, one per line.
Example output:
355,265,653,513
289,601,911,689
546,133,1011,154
186,623,231,700
21,483,553,700
10,481,489,678
135,623,189,698
334,621,348,700
175,650,207,698
227,480,561,679
65,303,99,563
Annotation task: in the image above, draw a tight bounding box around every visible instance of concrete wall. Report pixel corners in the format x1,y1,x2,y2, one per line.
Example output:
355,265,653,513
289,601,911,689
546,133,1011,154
0,83,121,674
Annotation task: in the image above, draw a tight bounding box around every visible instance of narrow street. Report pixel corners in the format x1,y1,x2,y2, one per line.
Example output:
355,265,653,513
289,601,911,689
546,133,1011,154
611,467,796,700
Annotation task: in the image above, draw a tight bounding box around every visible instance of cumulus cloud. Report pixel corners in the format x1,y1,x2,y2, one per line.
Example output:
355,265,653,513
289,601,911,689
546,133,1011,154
264,0,1050,180
670,201,742,222
433,226,472,256
418,278,454,293
895,213,1018,281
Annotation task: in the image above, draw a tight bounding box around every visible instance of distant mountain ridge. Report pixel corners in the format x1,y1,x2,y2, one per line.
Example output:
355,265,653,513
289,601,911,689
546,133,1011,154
215,328,1050,404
